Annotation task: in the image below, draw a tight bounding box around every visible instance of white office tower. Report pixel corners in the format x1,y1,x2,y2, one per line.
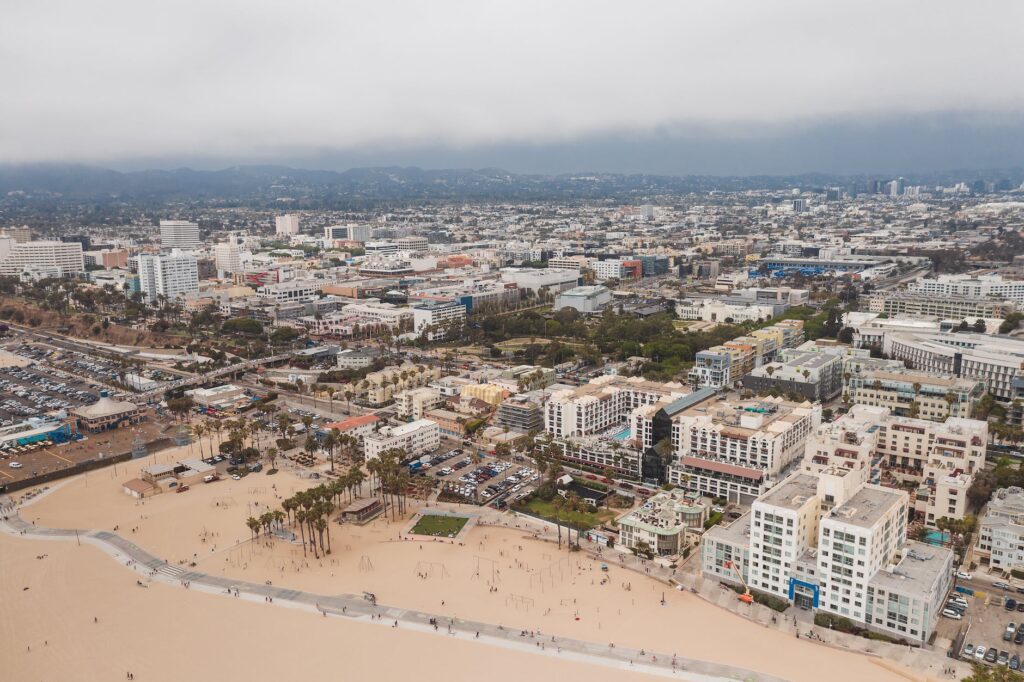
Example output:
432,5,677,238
0,240,84,276
159,220,201,249
276,215,300,236
136,252,199,302
214,242,242,274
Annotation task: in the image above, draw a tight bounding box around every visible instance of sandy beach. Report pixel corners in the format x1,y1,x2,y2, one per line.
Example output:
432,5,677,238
5,445,936,682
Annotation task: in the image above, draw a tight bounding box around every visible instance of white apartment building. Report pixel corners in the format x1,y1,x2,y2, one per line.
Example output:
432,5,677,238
159,220,201,249
907,273,1024,305
977,487,1024,572
214,243,243,274
256,279,328,302
412,301,467,341
395,386,442,421
593,259,629,282
135,252,199,302
749,474,821,600
817,485,908,627
544,375,689,439
363,419,440,461
709,467,950,644
395,235,429,251
0,240,84,276
275,215,299,236
667,397,820,504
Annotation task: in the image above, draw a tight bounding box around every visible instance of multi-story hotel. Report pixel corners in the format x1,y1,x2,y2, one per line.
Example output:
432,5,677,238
666,396,820,504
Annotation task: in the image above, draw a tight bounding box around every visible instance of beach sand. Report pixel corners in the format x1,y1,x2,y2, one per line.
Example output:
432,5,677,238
0,532,666,682
11,446,933,682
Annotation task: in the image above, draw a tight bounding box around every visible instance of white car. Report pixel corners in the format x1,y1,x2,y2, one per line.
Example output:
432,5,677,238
957,571,973,580
8,461,23,469
976,646,989,661
231,474,241,480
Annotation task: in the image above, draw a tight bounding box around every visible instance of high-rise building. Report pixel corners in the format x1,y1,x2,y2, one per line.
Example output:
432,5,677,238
275,214,299,236
214,243,242,274
159,220,201,249
135,252,199,302
0,240,84,276
0,226,32,242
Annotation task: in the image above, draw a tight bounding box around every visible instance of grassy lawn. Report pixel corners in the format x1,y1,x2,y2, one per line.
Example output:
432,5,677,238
519,497,615,530
410,514,468,537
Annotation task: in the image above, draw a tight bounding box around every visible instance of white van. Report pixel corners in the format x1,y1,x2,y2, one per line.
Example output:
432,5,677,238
942,608,963,620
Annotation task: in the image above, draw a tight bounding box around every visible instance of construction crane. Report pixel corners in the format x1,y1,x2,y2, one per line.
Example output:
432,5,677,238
724,560,753,604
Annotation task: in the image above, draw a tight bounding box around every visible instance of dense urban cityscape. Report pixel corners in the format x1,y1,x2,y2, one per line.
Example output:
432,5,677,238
1,175,1023,681
4,2,1024,682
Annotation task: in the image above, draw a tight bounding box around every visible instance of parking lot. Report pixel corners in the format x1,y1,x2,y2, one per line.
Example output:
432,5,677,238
953,579,1024,671
0,364,100,424
433,451,540,506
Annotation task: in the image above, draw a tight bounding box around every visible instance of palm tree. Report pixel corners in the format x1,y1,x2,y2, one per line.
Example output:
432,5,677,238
344,390,354,414
246,516,260,542
323,429,339,472
266,446,278,470
193,422,206,459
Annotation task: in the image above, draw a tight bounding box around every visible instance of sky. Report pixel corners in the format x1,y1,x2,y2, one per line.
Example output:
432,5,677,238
2,0,1023,175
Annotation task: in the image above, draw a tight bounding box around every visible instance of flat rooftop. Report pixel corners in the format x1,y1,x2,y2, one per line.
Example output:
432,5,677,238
756,473,819,512
827,484,905,529
869,541,953,593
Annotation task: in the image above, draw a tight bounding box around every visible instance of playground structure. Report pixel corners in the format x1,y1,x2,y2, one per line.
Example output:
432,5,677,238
415,560,451,579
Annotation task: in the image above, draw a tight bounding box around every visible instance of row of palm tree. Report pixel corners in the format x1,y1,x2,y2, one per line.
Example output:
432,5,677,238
246,509,286,541
366,448,413,520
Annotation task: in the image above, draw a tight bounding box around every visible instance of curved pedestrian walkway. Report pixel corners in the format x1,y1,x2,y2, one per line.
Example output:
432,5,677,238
1,499,784,682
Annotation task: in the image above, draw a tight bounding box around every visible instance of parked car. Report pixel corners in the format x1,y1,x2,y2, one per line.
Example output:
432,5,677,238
976,646,989,661
1012,655,1020,671
942,608,963,620
986,648,998,663
999,650,1010,666
231,474,241,480
8,461,22,468
964,643,975,657
175,485,190,493
957,571,973,580
995,581,1012,590
1007,599,1019,611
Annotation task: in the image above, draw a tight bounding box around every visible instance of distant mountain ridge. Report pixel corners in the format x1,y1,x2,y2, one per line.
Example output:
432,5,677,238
0,163,1019,204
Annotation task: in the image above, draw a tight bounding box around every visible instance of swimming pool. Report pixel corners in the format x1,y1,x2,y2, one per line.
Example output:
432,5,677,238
611,426,632,441
924,529,950,545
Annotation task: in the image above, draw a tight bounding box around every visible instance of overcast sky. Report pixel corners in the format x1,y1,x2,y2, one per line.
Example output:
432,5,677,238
2,0,1023,174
